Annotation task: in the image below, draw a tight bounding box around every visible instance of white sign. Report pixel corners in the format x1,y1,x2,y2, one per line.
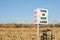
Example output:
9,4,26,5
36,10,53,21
34,8,48,24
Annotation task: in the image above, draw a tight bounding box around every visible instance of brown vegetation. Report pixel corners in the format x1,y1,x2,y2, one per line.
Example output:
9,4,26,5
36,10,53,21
0,24,60,28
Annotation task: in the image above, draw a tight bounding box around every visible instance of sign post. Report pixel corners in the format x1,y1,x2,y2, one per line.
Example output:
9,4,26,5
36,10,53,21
37,24,40,40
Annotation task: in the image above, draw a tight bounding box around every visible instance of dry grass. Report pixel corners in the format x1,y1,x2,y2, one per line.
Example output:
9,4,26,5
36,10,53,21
0,24,60,40
0,24,60,28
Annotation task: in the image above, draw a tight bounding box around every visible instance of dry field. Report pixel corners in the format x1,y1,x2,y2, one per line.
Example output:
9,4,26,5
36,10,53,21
0,24,60,40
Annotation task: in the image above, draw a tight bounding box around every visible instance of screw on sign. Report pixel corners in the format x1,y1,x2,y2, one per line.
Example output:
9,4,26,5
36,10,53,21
34,16,37,18
34,11,37,14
